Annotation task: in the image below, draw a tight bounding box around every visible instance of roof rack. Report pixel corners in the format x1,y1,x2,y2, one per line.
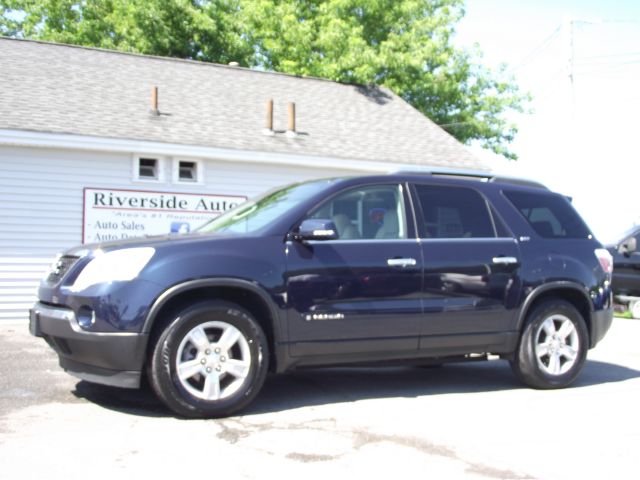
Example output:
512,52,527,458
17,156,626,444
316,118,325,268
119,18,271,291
392,167,547,189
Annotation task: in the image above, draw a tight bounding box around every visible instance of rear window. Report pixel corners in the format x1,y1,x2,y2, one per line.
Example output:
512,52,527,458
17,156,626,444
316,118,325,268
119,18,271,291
504,190,591,239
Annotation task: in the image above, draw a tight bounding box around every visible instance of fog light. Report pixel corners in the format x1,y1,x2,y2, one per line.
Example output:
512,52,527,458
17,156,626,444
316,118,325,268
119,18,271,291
77,307,95,329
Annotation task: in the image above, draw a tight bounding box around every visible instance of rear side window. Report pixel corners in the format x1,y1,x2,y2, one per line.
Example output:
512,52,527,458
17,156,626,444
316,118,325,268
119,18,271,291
504,190,591,239
414,185,496,238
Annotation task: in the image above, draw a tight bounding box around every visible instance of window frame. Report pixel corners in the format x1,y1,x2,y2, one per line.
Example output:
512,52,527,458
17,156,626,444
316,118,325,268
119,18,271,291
132,154,166,183
172,158,204,185
409,182,503,240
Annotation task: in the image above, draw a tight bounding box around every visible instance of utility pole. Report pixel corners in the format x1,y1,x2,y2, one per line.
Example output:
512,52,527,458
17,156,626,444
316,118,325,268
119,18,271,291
563,17,576,122
563,17,602,122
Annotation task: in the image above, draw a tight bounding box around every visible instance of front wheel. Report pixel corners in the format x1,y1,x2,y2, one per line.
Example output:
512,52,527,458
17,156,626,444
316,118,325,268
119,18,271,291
148,301,269,418
511,300,588,389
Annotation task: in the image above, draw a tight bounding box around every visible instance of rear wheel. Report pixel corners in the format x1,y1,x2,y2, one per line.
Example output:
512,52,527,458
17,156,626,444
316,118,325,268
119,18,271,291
148,301,269,418
511,300,588,389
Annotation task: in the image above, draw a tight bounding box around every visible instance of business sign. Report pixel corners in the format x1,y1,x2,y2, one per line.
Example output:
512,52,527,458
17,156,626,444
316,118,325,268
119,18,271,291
83,188,246,243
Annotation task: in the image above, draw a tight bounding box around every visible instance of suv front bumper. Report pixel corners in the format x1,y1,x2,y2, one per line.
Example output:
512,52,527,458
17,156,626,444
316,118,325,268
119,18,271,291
30,302,148,388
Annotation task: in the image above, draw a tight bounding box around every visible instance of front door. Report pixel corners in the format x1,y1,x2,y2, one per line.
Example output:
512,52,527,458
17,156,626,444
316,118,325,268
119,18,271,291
285,183,423,356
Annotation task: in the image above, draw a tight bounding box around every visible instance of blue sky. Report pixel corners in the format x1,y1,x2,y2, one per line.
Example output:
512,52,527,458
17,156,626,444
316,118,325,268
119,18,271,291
454,0,640,242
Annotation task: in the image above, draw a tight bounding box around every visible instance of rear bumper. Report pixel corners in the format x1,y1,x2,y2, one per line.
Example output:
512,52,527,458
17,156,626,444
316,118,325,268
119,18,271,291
590,307,614,348
30,302,147,388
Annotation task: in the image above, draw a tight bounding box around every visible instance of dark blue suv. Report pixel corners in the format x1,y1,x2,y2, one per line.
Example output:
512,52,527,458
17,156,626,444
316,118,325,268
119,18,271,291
30,171,614,417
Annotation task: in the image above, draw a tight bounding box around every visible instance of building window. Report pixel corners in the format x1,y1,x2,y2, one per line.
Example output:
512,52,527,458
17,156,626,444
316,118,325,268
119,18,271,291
133,155,165,182
139,158,158,179
173,158,203,184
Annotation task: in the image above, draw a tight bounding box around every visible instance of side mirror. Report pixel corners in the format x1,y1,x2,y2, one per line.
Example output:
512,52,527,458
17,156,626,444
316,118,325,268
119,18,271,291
619,237,637,257
296,219,339,241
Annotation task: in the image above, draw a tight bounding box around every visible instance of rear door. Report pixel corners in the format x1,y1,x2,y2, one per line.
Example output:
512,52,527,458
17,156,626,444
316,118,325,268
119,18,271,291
410,183,521,350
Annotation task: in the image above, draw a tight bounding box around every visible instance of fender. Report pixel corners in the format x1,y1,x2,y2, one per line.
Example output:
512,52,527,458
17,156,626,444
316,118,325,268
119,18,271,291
141,278,284,344
516,280,593,332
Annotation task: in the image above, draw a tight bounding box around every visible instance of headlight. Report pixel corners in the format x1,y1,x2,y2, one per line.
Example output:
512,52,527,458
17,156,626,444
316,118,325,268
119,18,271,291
70,247,155,292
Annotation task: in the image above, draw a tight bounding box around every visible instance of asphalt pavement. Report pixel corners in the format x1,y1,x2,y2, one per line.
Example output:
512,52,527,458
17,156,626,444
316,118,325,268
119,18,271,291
1,318,639,479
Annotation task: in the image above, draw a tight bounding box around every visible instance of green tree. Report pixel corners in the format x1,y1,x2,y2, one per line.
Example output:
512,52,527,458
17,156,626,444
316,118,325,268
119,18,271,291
240,0,527,159
0,0,253,64
1,0,528,159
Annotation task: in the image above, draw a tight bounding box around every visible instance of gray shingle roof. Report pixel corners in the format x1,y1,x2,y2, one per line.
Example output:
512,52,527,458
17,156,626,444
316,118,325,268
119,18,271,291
0,38,484,169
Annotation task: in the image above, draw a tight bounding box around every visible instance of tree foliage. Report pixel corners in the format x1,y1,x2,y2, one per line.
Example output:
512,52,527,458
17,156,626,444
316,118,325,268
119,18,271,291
0,0,252,63
1,0,528,159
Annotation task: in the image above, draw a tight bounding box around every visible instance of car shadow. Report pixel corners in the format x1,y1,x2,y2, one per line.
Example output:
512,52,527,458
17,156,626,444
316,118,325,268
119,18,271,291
71,359,640,419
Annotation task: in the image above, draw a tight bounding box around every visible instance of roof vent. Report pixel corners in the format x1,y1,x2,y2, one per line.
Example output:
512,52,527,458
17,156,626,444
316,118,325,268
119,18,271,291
150,86,159,116
286,102,297,138
263,99,275,136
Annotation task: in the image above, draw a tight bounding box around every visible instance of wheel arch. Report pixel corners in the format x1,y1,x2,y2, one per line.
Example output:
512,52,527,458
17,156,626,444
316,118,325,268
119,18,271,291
517,282,594,344
142,278,284,372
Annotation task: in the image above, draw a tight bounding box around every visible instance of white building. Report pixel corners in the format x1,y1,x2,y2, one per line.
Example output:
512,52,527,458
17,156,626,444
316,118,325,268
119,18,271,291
0,38,484,321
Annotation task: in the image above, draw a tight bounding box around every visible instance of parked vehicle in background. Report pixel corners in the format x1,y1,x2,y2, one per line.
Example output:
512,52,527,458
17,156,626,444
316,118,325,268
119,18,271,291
607,226,640,318
29,170,614,418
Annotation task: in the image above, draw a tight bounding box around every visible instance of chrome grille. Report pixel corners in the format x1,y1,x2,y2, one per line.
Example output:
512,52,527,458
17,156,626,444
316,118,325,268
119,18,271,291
46,255,80,284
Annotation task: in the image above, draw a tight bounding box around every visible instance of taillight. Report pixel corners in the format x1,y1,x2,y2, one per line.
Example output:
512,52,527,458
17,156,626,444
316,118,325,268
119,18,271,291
595,248,613,274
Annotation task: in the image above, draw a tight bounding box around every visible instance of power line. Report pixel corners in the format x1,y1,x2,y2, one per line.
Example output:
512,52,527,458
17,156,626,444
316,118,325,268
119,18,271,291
601,19,640,24
577,51,640,60
575,60,640,76
438,121,474,128
512,25,562,71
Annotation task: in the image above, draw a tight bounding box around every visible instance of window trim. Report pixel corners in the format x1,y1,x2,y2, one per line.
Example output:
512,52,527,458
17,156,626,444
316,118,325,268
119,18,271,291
132,154,165,183
172,157,204,185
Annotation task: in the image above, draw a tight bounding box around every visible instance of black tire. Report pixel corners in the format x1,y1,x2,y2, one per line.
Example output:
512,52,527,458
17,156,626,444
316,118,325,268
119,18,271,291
511,299,588,389
148,301,269,418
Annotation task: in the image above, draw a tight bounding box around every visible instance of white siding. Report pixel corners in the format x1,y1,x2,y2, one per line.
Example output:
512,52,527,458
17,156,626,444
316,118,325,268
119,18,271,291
0,145,364,321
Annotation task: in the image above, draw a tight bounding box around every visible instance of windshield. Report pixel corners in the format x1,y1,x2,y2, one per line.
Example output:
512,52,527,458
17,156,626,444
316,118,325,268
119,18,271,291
616,225,640,244
197,179,335,235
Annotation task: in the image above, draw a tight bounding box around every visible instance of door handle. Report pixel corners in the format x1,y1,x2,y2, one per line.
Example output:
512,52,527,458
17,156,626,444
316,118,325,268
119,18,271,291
387,258,417,268
492,256,519,265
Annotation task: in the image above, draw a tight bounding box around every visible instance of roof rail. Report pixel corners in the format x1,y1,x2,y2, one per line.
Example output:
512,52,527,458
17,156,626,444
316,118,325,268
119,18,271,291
488,175,547,189
392,168,547,189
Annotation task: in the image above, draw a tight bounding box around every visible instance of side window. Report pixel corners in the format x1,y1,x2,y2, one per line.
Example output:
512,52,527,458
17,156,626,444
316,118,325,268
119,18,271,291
414,185,496,239
310,185,407,240
504,190,591,239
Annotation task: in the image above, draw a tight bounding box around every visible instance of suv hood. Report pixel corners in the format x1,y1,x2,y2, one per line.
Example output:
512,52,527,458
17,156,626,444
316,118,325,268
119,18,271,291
64,231,235,257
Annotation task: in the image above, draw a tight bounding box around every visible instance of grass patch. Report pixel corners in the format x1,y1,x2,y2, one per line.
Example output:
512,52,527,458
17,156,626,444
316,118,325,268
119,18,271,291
614,310,633,319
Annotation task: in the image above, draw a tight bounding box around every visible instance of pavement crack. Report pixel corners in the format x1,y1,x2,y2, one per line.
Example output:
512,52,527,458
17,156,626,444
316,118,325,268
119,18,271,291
216,419,253,444
466,463,536,480
353,429,532,479
286,452,336,463
216,417,533,479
